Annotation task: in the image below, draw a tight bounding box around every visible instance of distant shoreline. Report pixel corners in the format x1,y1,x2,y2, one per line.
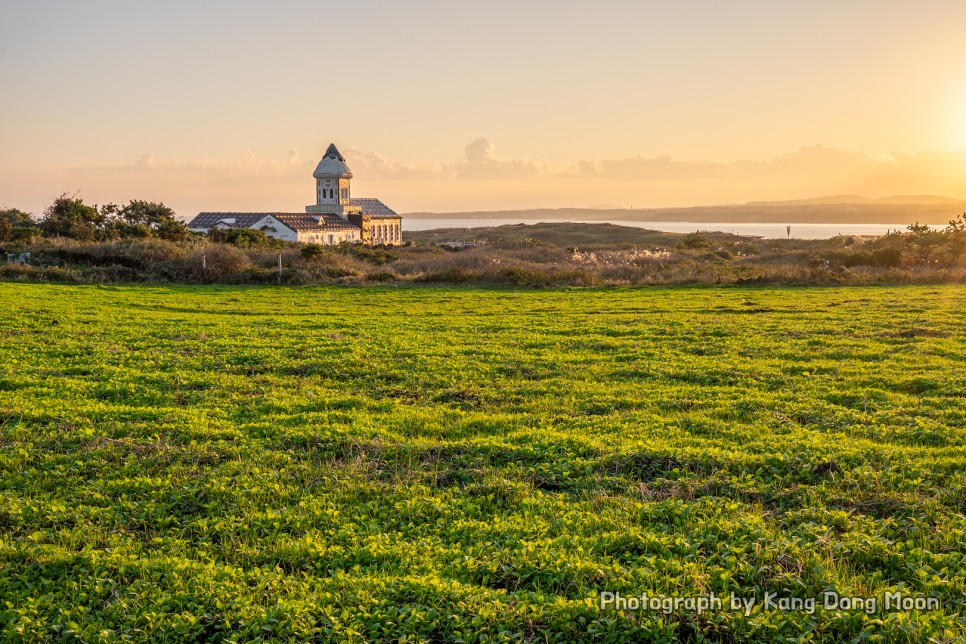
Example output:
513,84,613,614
402,198,966,226
402,219,934,240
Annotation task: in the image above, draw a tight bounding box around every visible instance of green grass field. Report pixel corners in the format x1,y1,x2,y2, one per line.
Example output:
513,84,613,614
1,283,964,642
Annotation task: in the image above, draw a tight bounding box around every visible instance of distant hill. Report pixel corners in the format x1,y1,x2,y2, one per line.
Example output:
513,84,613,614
404,195,966,225
746,195,874,206
748,194,966,206
874,195,965,205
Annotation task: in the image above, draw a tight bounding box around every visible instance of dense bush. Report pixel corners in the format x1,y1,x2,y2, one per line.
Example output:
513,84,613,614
841,247,903,268
207,227,276,247
676,231,711,250
301,243,327,260
30,238,187,271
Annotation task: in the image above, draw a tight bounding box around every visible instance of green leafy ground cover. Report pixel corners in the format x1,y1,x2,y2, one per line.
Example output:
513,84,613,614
0,282,964,642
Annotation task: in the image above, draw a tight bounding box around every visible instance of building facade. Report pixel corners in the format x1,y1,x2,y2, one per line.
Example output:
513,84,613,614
187,144,402,245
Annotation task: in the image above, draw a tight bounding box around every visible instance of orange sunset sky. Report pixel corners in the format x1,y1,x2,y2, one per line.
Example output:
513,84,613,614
2,1,966,216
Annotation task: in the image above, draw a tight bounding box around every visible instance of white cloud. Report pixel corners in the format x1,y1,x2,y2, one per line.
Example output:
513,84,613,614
564,155,730,180
451,137,547,180
345,147,446,180
80,150,310,181
66,142,966,201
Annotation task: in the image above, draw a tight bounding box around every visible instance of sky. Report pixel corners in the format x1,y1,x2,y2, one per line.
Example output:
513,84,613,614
3,0,966,216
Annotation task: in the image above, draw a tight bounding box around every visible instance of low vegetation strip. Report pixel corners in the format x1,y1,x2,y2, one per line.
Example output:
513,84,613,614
3,200,966,286
0,283,964,641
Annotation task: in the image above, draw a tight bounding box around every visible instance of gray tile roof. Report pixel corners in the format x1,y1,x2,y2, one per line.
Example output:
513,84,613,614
188,198,400,232
187,213,265,229
274,214,360,232
188,212,360,233
352,198,402,219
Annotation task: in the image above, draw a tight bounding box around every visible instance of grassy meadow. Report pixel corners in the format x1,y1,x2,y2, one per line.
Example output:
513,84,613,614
1,282,965,641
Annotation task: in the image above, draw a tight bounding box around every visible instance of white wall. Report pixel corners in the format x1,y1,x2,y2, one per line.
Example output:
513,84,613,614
300,230,361,245
250,216,298,242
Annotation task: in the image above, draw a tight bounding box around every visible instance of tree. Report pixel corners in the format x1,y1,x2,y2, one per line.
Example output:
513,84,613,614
0,209,40,243
40,194,106,240
115,200,190,240
904,221,943,264
154,218,191,241
119,200,170,227
944,212,966,257
945,213,966,236
0,214,10,242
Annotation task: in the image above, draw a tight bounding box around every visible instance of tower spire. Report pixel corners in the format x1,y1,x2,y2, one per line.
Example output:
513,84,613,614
307,143,360,219
323,143,345,161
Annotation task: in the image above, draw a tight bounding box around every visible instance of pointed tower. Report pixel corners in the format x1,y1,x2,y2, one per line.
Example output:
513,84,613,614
306,143,361,219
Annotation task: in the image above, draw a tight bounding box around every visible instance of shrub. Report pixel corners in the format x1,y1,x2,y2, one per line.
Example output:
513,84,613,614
804,254,829,269
676,232,711,250
183,245,251,281
207,228,274,248
341,244,395,266
842,252,873,267
732,242,760,256
301,244,327,261
870,247,902,267
248,247,301,270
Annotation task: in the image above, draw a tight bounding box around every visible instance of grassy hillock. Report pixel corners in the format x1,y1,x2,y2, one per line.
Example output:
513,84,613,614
405,222,709,250
1,283,965,640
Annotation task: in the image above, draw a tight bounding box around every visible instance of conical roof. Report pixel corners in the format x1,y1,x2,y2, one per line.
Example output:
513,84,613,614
313,143,352,179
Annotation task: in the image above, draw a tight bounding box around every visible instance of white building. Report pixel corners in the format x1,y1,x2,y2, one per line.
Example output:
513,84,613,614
188,144,402,245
